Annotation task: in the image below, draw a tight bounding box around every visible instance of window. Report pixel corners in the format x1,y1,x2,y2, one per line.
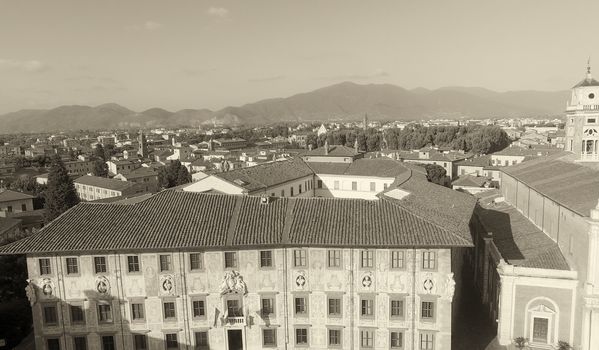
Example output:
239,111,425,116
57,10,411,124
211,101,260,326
127,255,140,272
263,329,277,347
390,299,404,318
295,296,307,315
73,336,87,350
97,303,113,323
192,300,205,318
384,183,388,190
317,180,322,188
299,184,302,193
334,180,339,190
295,328,308,346
133,334,147,350
391,250,404,269
390,331,403,348
280,190,285,197
328,250,341,268
293,249,306,267
195,331,209,349
226,298,243,316
66,257,79,274
47,338,60,350
6,205,11,212
163,301,176,320
352,181,358,191
131,303,145,321
39,258,51,275
70,305,85,324
159,254,172,272
291,187,294,196
329,329,341,346
422,251,436,270
189,253,203,271
43,304,58,325
361,297,374,317
101,335,115,350
94,256,107,273
261,297,275,316
588,118,597,124
421,301,435,321
328,297,341,317
360,329,374,348
21,204,27,211
370,182,376,192
165,334,178,350
532,317,549,343
224,252,238,268
260,250,273,268
420,333,434,350
361,250,374,268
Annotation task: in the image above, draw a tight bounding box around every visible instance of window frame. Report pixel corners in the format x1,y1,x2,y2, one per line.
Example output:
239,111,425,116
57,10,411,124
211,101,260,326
65,256,80,275
164,333,179,350
73,335,88,350
262,328,277,348
42,303,59,326
39,258,52,275
360,329,375,349
159,254,173,272
421,250,437,271
295,327,309,347
127,255,141,273
194,331,209,350
162,300,177,322
130,301,145,322
132,334,148,350
328,328,342,347
97,302,113,324
390,250,405,270
191,297,207,320
327,296,342,318
420,298,436,322
189,252,204,271
360,295,375,319
259,250,274,269
224,251,238,269
327,249,342,269
260,295,276,317
294,295,309,317
69,303,86,325
389,296,406,320
390,330,404,349
293,249,307,268
419,332,435,350
93,256,108,274
361,250,374,269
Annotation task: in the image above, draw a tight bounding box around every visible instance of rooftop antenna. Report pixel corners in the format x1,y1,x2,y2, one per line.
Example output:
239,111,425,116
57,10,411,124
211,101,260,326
587,57,592,80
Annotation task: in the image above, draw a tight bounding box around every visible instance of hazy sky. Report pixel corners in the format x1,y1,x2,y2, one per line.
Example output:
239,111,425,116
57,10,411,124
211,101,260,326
1,0,599,114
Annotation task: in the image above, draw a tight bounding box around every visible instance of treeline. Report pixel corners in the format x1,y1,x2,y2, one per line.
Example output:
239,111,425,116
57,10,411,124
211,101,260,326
311,125,509,154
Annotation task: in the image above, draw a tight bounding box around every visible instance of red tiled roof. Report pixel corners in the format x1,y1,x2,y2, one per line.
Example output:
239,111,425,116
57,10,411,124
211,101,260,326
216,158,314,193
302,145,360,157
475,190,570,270
0,189,34,202
501,155,599,217
307,158,409,177
0,190,474,255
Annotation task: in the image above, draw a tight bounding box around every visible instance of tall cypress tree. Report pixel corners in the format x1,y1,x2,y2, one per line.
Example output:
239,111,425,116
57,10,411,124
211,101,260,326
44,156,79,223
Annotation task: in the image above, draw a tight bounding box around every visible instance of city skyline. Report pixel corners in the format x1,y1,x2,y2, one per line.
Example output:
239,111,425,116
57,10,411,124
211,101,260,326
2,0,599,114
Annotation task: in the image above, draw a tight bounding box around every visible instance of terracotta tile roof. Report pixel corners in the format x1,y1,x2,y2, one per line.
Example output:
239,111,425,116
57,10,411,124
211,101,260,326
455,155,492,167
74,175,136,191
0,190,473,255
302,145,360,157
452,175,489,188
475,190,570,270
216,158,314,193
0,189,34,202
502,155,599,217
307,158,409,177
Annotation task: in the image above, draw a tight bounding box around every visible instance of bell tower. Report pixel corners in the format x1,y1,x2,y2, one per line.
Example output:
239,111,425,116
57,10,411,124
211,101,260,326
565,59,599,161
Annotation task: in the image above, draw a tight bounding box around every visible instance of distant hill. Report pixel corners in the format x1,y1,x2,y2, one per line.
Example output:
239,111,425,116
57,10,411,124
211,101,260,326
0,82,569,133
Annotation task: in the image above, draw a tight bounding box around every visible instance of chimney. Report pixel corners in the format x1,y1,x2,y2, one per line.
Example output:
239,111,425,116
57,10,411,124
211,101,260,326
260,194,272,205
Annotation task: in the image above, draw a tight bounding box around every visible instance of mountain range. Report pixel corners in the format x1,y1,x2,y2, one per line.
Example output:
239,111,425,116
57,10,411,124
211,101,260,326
0,82,570,133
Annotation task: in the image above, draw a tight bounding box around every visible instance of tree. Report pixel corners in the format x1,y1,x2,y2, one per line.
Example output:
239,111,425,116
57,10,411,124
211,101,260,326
93,159,108,177
94,144,106,161
44,156,79,223
424,164,450,187
158,161,191,189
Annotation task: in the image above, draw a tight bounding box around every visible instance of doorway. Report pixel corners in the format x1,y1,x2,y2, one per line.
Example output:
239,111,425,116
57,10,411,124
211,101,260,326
227,329,243,350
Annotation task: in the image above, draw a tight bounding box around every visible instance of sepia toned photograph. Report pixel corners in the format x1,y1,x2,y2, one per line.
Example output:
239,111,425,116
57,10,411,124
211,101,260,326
0,1,598,349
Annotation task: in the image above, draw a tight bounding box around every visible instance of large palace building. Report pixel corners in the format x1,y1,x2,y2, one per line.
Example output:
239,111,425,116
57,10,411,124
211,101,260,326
0,167,475,350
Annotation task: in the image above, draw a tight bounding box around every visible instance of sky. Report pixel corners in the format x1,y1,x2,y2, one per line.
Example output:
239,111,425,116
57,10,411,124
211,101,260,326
1,0,599,114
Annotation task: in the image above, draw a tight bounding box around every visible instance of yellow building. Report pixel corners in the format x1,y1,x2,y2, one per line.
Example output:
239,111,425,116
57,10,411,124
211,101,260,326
1,181,475,350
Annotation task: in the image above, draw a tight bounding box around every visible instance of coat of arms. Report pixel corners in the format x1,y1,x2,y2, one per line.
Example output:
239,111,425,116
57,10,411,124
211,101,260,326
220,271,247,295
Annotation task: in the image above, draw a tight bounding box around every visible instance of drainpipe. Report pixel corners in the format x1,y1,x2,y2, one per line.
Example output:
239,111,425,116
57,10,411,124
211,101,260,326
283,248,289,350
350,249,354,350
412,248,417,350
179,250,191,349
115,253,126,350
